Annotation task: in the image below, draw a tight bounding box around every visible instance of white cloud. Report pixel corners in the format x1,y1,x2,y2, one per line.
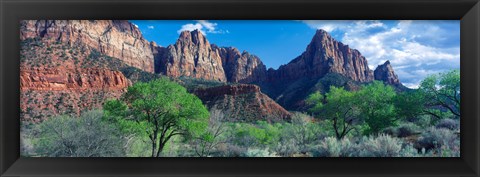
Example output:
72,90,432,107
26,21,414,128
177,20,228,35
403,83,420,89
178,23,205,34
147,25,154,29
301,20,385,33
197,20,215,31
301,20,460,88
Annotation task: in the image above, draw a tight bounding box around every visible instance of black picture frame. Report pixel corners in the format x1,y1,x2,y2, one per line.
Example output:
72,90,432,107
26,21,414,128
1,0,479,176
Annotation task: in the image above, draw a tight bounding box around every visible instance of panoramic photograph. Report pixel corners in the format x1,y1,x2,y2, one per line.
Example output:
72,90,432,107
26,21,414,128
19,20,460,157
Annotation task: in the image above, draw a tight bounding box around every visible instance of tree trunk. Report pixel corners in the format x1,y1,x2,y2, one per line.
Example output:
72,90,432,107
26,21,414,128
157,141,166,157
151,140,157,157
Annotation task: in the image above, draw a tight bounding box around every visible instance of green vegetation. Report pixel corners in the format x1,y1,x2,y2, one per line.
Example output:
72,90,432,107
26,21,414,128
21,70,460,157
302,69,460,156
307,87,358,139
357,81,398,134
104,78,210,157
29,110,126,157
175,76,226,91
420,69,460,119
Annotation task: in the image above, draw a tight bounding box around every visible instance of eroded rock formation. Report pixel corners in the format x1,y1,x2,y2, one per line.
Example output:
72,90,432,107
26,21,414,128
20,20,155,72
194,84,291,122
267,29,374,83
20,68,130,91
374,60,400,85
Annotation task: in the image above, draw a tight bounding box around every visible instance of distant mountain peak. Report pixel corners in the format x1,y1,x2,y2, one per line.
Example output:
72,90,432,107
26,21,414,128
271,29,374,83
177,29,208,46
374,60,402,87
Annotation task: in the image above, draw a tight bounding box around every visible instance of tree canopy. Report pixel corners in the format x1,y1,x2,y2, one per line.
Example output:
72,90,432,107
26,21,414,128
419,69,460,119
307,86,359,139
104,78,210,157
356,81,398,134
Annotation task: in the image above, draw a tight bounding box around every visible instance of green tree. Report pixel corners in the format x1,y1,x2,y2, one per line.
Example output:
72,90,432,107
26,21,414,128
419,69,460,119
307,87,359,139
356,81,397,135
35,110,125,157
105,78,210,157
394,90,427,121
103,99,150,156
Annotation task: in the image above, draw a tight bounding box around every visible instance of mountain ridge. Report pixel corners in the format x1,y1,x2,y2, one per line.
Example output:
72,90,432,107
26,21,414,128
19,20,405,122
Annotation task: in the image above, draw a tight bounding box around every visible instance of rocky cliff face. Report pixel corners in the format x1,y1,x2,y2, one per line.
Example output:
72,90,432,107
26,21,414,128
216,46,267,83
194,84,291,122
374,60,402,86
257,29,378,110
20,20,155,73
20,67,130,122
267,29,374,83
155,30,268,83
155,30,227,82
19,22,138,121
19,21,405,122
20,68,130,91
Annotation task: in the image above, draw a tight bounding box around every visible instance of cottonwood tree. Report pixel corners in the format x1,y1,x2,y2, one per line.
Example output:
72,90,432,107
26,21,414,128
393,90,427,122
419,69,460,119
105,78,209,157
307,87,359,140
356,81,398,134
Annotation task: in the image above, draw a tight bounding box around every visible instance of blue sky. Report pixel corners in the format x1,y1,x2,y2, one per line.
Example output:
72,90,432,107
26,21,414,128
130,20,460,88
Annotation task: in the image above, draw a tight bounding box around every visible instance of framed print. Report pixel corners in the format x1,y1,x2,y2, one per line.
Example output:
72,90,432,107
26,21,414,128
1,0,479,176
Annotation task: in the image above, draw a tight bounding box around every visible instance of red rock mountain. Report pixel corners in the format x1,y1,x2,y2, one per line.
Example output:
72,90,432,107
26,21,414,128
19,21,279,122
194,84,291,122
155,30,267,83
21,68,130,91
20,20,150,121
20,20,155,73
20,20,404,122
20,68,130,122
267,29,374,83
216,46,267,83
155,30,227,81
374,60,405,90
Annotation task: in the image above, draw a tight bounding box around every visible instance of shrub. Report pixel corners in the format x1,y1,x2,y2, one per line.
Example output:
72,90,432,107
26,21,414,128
381,127,398,137
417,127,458,152
212,143,247,157
312,137,358,157
20,123,40,157
34,110,126,157
243,148,278,157
283,113,323,151
435,119,459,130
414,115,433,128
273,137,300,157
396,123,421,137
399,143,421,157
359,134,403,157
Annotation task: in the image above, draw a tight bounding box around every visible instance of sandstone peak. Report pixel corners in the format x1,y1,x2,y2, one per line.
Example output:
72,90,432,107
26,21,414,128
374,60,401,86
269,28,374,83
309,29,334,45
177,30,208,46
217,46,267,83
314,29,330,38
157,29,227,82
